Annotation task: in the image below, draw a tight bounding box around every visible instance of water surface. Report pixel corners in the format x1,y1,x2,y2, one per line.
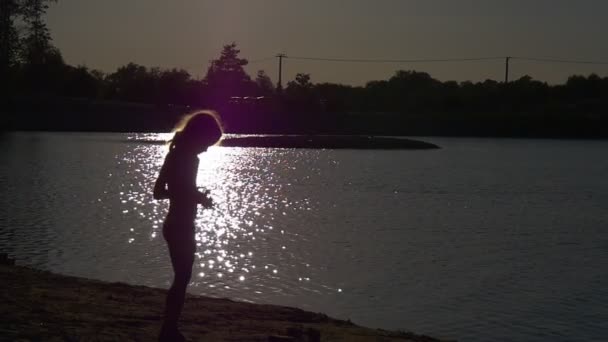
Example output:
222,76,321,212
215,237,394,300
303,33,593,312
1,132,608,341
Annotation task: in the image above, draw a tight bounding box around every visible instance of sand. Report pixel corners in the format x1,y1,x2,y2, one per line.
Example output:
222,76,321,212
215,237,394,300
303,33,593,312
0,256,446,341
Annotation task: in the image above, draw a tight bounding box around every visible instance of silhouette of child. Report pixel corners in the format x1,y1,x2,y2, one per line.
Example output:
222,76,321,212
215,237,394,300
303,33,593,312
153,111,222,341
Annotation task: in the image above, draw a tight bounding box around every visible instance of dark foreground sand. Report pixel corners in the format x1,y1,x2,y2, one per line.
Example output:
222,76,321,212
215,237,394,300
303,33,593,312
0,256,446,342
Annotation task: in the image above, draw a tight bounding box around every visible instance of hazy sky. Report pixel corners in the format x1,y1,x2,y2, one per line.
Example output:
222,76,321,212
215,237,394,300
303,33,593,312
46,0,608,85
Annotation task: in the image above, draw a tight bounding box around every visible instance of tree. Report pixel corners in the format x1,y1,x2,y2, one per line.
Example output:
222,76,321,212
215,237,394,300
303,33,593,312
10,0,65,94
286,73,319,111
19,0,58,66
62,65,104,98
286,73,313,98
316,83,359,112
204,42,254,104
0,0,21,74
255,70,274,96
290,73,312,89
106,63,157,103
157,68,193,105
385,70,442,112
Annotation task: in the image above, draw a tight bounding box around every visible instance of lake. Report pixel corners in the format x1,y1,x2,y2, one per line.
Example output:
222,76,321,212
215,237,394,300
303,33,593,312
1,132,607,341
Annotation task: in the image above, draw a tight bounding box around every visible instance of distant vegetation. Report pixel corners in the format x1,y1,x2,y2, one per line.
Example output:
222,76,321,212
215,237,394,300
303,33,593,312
2,1,607,137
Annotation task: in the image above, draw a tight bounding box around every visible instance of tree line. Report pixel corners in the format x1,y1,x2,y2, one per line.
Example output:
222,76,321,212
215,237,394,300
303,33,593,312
2,1,607,137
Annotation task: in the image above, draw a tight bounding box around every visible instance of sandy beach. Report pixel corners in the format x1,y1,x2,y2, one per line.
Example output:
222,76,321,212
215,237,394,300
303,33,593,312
0,256,445,341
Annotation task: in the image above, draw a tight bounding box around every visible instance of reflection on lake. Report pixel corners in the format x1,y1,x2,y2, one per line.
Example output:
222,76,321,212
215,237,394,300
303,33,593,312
2,132,608,342
117,134,328,299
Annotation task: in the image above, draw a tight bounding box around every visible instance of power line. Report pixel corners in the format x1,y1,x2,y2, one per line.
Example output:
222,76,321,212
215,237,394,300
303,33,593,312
277,54,608,85
144,54,608,86
147,55,608,79
286,56,504,63
248,56,275,64
512,57,608,65
282,55,608,65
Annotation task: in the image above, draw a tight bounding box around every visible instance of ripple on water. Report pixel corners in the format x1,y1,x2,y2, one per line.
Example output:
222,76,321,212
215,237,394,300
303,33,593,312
2,133,608,342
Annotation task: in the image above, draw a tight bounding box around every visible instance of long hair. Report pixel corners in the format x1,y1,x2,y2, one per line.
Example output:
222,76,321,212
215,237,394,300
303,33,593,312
169,110,223,151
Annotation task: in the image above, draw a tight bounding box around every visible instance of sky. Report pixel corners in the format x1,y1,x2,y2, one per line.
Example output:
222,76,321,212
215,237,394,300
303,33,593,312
46,0,608,86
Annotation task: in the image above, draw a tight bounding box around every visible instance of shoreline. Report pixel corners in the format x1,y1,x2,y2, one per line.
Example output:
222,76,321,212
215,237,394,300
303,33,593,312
5,129,608,143
0,257,447,341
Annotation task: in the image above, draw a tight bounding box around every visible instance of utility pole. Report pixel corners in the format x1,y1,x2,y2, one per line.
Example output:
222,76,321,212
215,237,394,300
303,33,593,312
276,53,286,91
505,57,511,83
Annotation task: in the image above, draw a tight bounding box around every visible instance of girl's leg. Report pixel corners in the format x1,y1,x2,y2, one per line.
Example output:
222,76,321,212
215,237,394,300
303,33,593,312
163,233,196,331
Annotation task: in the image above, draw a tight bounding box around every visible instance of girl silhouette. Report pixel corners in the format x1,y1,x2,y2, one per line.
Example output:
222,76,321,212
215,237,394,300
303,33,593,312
153,111,222,341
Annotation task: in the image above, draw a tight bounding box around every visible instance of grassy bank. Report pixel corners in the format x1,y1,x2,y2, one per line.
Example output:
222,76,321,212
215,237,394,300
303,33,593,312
0,257,446,341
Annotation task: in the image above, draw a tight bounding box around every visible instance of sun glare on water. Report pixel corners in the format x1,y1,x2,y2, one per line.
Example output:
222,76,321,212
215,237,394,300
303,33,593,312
116,133,333,300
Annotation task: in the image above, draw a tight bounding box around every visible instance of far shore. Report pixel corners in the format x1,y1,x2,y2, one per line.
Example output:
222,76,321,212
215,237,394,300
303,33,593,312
0,255,448,341
122,135,441,150
4,96,608,140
